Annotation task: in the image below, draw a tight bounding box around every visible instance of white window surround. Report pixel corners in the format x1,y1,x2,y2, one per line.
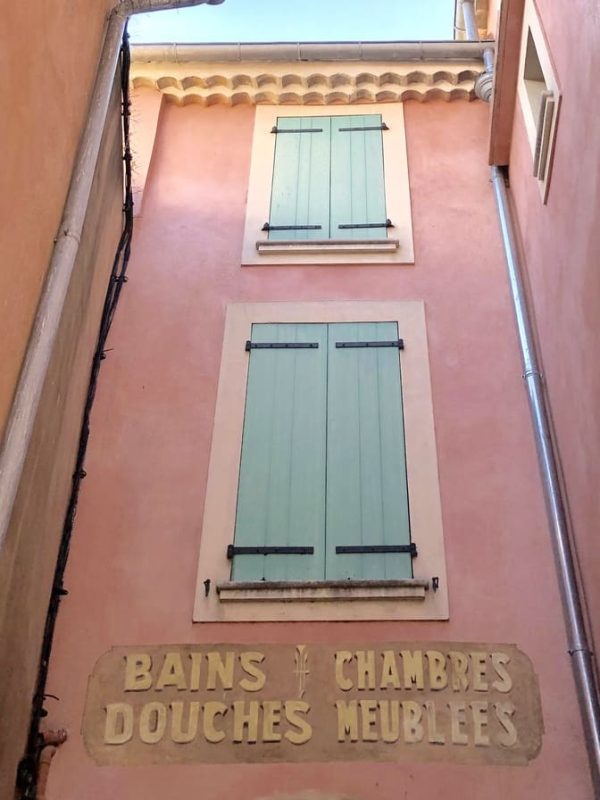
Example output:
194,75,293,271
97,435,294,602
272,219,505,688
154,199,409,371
193,301,448,623
241,104,414,266
517,0,561,204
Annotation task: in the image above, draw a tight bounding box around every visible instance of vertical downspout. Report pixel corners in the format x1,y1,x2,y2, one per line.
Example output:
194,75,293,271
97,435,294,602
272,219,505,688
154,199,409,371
490,169,600,795
459,0,600,791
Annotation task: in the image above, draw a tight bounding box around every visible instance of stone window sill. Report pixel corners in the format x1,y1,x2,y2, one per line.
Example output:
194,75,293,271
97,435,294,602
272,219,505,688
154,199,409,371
216,579,429,603
256,238,400,256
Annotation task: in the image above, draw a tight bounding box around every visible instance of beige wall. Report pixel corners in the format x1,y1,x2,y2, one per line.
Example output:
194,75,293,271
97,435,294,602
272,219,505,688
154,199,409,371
0,79,123,800
0,0,115,437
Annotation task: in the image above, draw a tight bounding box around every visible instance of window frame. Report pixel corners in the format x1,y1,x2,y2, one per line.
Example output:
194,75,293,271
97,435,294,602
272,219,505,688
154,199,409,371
193,301,448,622
241,104,414,266
516,0,561,204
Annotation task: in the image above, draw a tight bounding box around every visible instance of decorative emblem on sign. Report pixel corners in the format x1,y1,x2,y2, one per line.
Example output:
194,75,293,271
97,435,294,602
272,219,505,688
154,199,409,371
294,645,309,699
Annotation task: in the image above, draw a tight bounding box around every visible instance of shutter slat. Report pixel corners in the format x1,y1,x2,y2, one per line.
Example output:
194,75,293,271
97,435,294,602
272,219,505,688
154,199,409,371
325,322,412,580
232,323,328,581
268,117,330,241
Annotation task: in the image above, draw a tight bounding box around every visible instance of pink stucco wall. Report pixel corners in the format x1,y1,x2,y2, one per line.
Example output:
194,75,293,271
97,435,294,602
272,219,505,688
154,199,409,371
43,97,592,798
508,0,600,654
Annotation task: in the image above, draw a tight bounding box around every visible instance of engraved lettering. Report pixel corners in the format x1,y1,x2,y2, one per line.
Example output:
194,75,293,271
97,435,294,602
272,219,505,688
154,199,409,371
356,650,376,690
426,650,448,690
203,701,227,743
232,700,259,743
448,701,469,745
379,700,400,743
139,702,167,744
284,701,312,744
495,701,518,747
124,653,152,692
400,650,424,690
471,701,490,746
207,652,235,690
336,700,359,742
104,703,134,744
402,701,424,743
239,652,266,692
491,652,512,693
170,701,199,743
335,651,354,691
380,651,401,690
156,652,187,691
359,700,379,742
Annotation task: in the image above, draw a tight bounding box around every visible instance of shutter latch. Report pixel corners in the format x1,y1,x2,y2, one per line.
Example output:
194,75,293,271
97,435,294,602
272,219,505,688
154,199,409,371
335,339,404,349
227,545,315,559
338,219,393,230
245,341,319,351
338,122,389,131
262,223,322,231
335,543,417,557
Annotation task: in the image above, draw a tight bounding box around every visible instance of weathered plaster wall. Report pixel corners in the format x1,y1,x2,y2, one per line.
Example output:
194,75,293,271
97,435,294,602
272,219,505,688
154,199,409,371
43,97,591,798
0,83,123,800
0,0,115,435
508,0,600,653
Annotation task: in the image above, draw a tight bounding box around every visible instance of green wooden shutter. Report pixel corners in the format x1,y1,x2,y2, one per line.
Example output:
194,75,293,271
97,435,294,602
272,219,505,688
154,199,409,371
232,323,328,581
329,115,387,240
268,117,331,241
325,322,412,580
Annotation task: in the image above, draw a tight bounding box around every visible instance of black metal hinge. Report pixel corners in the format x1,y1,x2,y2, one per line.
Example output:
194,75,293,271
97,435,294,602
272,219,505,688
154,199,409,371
335,543,417,557
227,545,315,559
246,341,319,351
336,339,404,349
338,123,389,132
338,219,393,230
271,126,323,134
262,223,322,231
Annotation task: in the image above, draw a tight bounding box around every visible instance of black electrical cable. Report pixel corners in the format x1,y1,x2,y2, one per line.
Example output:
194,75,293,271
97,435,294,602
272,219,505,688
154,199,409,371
16,28,134,800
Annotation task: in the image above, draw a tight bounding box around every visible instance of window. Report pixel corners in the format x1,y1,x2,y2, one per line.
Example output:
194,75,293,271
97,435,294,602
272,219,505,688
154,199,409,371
242,105,414,265
267,115,388,242
517,0,561,203
193,302,447,622
231,322,412,583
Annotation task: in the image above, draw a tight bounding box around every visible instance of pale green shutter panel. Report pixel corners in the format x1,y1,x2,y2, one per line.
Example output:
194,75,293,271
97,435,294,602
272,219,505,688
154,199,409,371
268,116,331,241
232,323,328,581
329,114,387,240
325,322,412,579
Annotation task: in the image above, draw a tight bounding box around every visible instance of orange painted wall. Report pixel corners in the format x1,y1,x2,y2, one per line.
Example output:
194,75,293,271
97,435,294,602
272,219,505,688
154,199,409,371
0,5,123,794
0,0,115,436
0,83,123,800
508,0,600,652
43,96,592,798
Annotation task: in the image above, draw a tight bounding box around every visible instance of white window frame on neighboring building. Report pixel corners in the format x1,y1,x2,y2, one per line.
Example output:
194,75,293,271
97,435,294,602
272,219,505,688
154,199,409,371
516,0,561,204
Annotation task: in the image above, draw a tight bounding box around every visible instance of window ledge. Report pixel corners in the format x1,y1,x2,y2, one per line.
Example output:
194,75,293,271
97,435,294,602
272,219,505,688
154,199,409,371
216,579,428,603
256,239,400,256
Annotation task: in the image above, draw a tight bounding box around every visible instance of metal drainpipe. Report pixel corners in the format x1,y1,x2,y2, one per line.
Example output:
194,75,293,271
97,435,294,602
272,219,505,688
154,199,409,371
460,0,600,788
491,167,600,794
0,0,222,556
460,0,494,100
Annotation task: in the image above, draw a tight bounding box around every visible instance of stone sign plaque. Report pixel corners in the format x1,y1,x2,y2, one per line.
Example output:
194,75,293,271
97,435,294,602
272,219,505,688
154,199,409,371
82,642,543,766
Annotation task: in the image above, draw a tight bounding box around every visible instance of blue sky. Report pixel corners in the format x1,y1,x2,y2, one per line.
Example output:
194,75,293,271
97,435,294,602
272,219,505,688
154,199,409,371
129,0,455,43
